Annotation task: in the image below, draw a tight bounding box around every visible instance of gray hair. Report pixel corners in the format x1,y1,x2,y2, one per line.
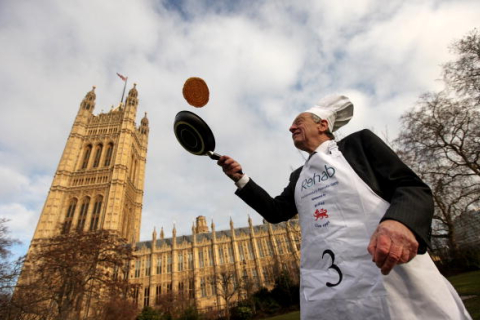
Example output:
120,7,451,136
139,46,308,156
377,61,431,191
310,113,335,140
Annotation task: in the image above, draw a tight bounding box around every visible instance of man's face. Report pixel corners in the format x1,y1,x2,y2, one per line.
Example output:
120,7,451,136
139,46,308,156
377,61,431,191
289,113,323,153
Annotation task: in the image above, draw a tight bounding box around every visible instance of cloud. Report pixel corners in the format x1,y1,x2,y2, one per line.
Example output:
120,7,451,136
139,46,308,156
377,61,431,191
0,0,479,255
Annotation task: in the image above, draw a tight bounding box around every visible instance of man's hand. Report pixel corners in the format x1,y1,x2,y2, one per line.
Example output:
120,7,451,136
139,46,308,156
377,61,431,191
217,156,244,182
367,220,419,275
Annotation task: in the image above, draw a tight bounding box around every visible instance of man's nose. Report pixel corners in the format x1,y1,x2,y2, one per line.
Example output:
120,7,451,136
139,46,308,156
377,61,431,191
289,124,296,133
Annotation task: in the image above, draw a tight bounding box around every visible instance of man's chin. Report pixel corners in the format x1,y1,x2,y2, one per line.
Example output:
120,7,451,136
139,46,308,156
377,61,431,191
293,140,305,151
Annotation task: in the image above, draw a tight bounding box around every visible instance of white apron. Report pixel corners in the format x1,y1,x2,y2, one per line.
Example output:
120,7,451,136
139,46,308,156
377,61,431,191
294,140,471,320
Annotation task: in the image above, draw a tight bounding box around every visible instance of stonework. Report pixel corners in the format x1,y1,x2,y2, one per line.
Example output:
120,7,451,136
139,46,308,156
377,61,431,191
24,85,301,315
29,84,148,245
131,216,300,312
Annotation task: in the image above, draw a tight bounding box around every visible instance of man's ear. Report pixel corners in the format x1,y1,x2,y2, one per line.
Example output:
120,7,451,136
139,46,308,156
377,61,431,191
318,119,329,133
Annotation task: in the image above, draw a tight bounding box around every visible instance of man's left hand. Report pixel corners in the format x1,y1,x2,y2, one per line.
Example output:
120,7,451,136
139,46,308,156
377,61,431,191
367,220,419,275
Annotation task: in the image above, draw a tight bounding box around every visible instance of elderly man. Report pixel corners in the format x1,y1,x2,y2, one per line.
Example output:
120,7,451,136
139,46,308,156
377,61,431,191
218,95,471,320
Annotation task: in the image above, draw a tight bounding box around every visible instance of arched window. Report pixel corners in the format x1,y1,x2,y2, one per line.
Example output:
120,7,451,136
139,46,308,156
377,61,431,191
77,197,90,232
89,196,103,231
92,144,103,168
104,143,114,167
130,155,136,180
81,145,92,169
62,198,77,234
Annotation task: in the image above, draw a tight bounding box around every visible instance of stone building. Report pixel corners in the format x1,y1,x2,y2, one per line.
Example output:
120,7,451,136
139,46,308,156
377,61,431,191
29,84,148,244
22,85,301,315
131,216,300,313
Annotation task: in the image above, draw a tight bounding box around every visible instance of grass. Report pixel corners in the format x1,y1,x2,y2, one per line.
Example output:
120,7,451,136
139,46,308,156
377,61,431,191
448,270,480,320
260,270,480,320
260,311,300,320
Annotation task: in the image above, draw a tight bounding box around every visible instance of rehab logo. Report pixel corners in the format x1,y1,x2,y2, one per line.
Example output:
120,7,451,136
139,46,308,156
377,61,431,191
314,208,330,229
301,165,336,191
313,208,329,221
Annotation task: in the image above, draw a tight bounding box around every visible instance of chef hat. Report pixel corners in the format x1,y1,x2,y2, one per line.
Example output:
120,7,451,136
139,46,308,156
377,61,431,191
305,95,354,132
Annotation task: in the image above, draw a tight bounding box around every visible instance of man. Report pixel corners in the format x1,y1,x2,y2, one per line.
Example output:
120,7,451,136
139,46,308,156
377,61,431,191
218,95,471,319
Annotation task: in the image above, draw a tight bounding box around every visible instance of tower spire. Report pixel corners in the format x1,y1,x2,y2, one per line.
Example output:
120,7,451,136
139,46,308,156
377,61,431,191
80,86,96,112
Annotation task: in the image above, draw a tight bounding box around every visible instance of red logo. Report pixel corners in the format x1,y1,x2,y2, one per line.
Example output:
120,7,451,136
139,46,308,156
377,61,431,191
314,208,329,221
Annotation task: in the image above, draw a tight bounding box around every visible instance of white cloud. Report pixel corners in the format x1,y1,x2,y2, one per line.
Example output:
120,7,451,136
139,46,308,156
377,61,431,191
0,0,479,254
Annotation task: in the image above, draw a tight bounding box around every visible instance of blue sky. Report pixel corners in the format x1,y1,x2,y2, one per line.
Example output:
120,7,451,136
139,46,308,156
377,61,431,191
0,0,479,258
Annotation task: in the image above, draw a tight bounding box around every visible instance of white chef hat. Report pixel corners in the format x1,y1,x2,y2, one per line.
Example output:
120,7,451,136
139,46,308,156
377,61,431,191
305,95,354,132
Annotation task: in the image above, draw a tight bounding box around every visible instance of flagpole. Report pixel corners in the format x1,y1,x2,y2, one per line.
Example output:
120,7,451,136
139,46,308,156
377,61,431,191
120,77,128,104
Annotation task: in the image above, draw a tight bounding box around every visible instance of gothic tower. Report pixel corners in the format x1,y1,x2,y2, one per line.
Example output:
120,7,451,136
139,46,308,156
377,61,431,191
30,84,149,244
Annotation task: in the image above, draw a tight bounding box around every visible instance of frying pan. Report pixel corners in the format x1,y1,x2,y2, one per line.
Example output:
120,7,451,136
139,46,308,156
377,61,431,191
174,110,222,160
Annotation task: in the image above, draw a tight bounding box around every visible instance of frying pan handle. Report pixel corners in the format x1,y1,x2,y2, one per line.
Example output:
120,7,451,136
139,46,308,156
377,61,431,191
207,151,244,175
207,151,221,160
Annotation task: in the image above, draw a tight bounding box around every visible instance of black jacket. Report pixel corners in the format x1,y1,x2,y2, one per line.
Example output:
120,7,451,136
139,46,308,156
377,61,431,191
235,129,433,253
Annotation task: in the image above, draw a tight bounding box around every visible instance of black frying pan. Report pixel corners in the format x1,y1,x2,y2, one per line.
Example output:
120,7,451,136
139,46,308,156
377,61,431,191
174,110,222,160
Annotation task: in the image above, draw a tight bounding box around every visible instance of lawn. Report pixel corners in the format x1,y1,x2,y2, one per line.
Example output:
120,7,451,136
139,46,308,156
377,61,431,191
448,270,480,320
261,311,300,320
261,270,480,320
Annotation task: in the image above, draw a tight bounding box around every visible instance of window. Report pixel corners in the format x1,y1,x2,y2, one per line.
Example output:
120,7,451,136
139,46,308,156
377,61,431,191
276,237,284,254
104,143,113,167
219,247,225,265
198,250,204,268
89,196,102,231
130,155,137,181
156,285,162,304
178,253,184,272
208,276,216,296
247,241,254,260
135,260,141,278
257,239,265,258
77,197,90,232
189,279,194,299
262,268,269,284
167,254,172,273
63,199,77,234
144,286,150,307
200,278,206,297
252,269,258,285
208,248,213,266
178,282,184,296
145,257,151,276
188,252,193,269
92,144,103,168
81,145,92,169
266,239,273,256
295,235,301,251
156,256,162,274
133,287,139,305
238,242,245,261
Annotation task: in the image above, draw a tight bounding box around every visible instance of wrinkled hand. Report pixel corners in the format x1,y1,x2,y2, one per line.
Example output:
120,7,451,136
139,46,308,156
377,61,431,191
367,220,419,275
217,155,244,182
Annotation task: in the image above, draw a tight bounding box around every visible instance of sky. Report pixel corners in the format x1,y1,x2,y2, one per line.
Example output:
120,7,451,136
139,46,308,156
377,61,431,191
0,0,479,258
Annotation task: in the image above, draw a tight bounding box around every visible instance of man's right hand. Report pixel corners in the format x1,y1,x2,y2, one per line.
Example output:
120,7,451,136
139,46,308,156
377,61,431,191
217,156,244,182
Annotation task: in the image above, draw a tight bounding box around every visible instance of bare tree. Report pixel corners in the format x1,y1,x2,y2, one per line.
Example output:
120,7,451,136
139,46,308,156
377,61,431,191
214,267,239,320
11,230,135,320
0,219,23,318
443,28,480,101
395,30,480,260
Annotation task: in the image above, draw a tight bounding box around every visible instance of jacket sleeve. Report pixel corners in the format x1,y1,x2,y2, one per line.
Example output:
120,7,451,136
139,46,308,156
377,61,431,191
340,129,433,253
234,167,302,223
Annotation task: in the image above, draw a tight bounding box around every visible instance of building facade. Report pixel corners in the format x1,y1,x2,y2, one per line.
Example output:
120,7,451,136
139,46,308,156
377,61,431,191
29,84,148,245
23,85,301,315
131,216,300,313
